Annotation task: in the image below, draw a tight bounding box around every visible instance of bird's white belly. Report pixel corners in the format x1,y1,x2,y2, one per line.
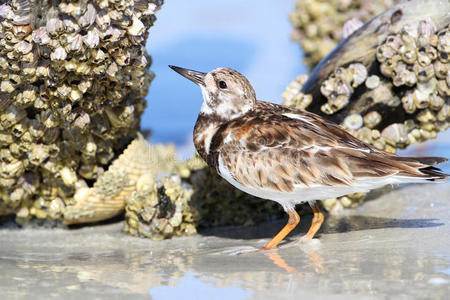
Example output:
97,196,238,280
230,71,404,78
217,155,417,211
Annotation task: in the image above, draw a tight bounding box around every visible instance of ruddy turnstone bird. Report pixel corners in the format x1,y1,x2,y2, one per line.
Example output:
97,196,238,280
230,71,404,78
169,65,448,250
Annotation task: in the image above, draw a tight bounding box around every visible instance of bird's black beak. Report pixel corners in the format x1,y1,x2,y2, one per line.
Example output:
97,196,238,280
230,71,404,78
169,65,206,86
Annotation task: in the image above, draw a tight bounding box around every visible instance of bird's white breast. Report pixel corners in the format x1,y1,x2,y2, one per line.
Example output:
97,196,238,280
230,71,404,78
217,154,422,211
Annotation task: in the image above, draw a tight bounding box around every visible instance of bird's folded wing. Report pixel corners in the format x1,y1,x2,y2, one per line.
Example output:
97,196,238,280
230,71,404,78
217,112,441,193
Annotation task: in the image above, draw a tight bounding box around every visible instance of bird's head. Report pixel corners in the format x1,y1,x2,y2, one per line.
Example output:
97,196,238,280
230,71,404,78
169,66,256,121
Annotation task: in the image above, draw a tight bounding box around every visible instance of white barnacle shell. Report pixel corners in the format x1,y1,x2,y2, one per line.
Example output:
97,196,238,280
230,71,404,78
14,40,32,55
32,27,51,45
60,167,77,186
69,88,82,102
0,4,12,19
0,105,26,128
437,28,450,53
46,18,65,35
127,16,145,36
382,123,408,147
1,80,15,93
113,49,131,66
50,46,67,61
82,29,99,48
63,18,81,34
343,114,363,130
77,80,92,94
363,111,382,129
418,19,436,43
106,62,118,77
429,94,444,111
58,2,83,17
365,75,380,89
103,26,123,42
66,33,83,52
342,18,363,39
95,9,111,29
79,3,97,28
92,49,107,64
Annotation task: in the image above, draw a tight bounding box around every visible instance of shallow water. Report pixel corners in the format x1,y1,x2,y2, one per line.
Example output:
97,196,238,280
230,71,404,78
1,183,449,299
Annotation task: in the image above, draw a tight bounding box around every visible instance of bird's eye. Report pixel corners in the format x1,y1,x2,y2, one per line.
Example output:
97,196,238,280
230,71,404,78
219,81,227,89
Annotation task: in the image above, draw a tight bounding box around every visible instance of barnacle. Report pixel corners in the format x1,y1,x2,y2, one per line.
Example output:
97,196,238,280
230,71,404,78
0,0,164,220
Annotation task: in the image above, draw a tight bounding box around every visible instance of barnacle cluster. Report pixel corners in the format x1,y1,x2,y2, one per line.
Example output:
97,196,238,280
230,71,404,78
123,155,286,240
284,14,449,211
290,0,399,68
282,74,312,110
123,172,198,240
319,63,367,114
0,0,163,220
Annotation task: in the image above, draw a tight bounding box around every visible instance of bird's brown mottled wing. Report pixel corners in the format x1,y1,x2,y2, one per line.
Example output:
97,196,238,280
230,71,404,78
214,107,447,193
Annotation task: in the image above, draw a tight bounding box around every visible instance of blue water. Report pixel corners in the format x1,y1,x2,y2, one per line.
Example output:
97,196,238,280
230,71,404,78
149,272,252,300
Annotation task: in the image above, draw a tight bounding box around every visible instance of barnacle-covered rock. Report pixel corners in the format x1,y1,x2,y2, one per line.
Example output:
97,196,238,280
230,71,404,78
284,1,449,151
123,155,286,239
284,0,450,210
0,0,164,220
123,173,198,240
290,0,400,68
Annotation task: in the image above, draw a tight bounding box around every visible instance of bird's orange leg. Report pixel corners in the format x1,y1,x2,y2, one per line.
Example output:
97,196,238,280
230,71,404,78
301,203,324,242
261,209,300,250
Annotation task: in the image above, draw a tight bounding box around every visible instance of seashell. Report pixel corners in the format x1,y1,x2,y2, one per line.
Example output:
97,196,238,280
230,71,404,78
32,27,51,45
413,89,430,109
50,46,67,61
401,92,416,114
82,29,100,48
342,18,364,39
1,105,26,128
79,3,97,28
0,80,16,93
437,28,450,53
343,114,363,130
349,63,367,87
28,144,49,166
436,104,449,121
437,80,449,96
59,2,83,17
417,109,436,123
127,16,145,36
433,59,448,79
14,40,32,55
63,135,156,225
59,167,77,186
381,123,408,148
414,62,435,82
365,75,380,89
0,159,23,178
96,9,111,29
46,18,65,35
429,94,445,110
363,111,382,129
66,33,83,52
